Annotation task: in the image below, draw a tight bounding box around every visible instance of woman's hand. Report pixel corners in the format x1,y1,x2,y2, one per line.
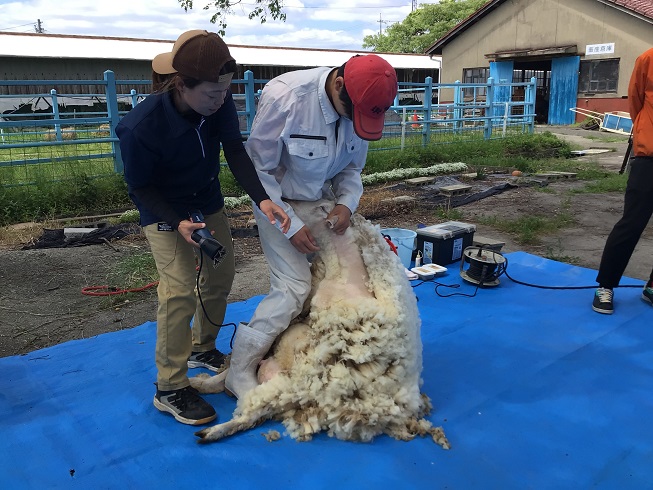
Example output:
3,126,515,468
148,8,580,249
177,219,208,246
259,199,291,233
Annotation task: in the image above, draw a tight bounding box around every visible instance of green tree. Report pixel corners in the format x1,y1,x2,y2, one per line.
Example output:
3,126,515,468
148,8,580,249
178,0,286,35
362,0,487,53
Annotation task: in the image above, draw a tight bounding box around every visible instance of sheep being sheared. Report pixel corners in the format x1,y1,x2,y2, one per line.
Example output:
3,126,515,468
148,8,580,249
190,198,449,448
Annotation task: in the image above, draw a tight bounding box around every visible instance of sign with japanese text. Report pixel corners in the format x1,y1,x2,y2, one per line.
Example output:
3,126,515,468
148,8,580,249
585,43,615,55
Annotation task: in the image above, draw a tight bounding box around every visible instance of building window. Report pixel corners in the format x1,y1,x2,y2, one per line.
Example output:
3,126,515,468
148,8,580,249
462,67,489,97
579,59,619,94
513,69,550,91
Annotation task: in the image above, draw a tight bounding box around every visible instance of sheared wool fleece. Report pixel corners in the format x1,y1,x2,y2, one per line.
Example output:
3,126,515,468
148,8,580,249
194,199,449,448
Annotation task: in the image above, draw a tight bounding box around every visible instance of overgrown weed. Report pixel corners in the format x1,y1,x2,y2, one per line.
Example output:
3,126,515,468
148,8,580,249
0,131,604,227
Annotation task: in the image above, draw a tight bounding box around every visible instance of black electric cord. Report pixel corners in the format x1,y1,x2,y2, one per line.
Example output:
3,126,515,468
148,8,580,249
411,251,645,300
500,255,643,290
196,250,238,349
413,277,479,298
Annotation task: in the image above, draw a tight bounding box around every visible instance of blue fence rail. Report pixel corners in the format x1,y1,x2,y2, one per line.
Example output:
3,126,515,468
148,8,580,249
0,71,536,187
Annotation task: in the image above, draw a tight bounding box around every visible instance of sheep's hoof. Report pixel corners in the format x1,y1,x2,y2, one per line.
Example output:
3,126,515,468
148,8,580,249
193,424,231,443
194,427,215,444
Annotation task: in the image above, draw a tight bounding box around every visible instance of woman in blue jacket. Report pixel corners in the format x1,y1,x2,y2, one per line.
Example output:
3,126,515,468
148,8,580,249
116,30,289,426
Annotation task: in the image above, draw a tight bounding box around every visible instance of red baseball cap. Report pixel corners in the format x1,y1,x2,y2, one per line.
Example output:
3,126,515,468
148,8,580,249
344,55,398,141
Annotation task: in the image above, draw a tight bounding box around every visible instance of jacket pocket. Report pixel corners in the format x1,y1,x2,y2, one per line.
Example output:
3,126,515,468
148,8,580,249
287,136,329,160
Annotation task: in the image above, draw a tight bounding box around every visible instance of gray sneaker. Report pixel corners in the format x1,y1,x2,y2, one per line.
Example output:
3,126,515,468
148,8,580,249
188,349,226,372
642,286,653,306
592,287,614,314
153,386,216,425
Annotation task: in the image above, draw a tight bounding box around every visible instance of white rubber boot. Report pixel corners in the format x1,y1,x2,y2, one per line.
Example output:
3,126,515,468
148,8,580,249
225,323,276,399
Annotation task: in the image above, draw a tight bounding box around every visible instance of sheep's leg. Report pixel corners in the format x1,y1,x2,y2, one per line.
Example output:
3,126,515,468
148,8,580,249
189,365,228,394
194,409,272,443
196,373,295,443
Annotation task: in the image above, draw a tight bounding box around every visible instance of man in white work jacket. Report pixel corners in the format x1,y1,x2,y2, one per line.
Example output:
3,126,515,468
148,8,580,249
225,54,399,399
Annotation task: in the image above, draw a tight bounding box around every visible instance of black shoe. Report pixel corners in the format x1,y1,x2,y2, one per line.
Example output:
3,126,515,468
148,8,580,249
642,287,653,306
153,386,216,425
188,348,226,372
592,287,614,315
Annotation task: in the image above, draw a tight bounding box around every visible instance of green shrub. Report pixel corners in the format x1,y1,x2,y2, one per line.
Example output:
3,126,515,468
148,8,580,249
118,209,140,223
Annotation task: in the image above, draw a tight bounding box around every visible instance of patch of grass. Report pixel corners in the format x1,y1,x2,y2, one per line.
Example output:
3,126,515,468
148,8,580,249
526,157,612,181
435,205,464,221
478,204,575,245
573,173,628,194
108,250,158,286
472,166,486,180
104,250,159,305
583,135,630,143
365,132,573,175
544,252,581,265
544,240,581,265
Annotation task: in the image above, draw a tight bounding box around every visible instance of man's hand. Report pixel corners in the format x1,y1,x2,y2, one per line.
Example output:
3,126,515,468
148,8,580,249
326,204,352,235
289,226,320,254
259,199,291,234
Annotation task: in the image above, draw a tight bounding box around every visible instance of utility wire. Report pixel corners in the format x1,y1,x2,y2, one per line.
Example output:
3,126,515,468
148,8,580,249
240,2,408,8
0,22,35,31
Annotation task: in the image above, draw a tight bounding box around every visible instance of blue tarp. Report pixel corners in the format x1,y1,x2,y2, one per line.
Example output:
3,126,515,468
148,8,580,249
1,252,651,489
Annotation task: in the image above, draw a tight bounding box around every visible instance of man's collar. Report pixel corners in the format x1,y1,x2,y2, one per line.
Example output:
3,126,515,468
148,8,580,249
318,68,340,125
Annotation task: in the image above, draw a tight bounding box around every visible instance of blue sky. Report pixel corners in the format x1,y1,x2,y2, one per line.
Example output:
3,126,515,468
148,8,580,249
0,0,440,50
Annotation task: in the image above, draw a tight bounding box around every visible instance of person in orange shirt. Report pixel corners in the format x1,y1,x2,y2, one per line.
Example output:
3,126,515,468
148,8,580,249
593,47,653,314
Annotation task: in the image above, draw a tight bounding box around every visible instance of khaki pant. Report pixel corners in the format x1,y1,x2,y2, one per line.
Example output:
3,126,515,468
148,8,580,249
144,209,235,391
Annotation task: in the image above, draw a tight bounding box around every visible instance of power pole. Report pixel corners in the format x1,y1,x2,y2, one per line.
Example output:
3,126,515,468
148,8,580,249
378,13,388,36
412,0,417,11
34,19,44,33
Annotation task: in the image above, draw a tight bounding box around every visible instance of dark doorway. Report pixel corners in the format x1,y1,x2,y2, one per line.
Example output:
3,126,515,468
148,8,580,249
513,60,552,123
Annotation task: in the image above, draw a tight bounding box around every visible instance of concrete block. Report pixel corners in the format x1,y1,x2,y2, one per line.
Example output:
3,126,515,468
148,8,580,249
404,176,437,186
439,184,472,197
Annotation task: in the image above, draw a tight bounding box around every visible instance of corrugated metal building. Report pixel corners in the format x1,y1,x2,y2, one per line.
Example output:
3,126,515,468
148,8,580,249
425,0,653,124
0,31,441,98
